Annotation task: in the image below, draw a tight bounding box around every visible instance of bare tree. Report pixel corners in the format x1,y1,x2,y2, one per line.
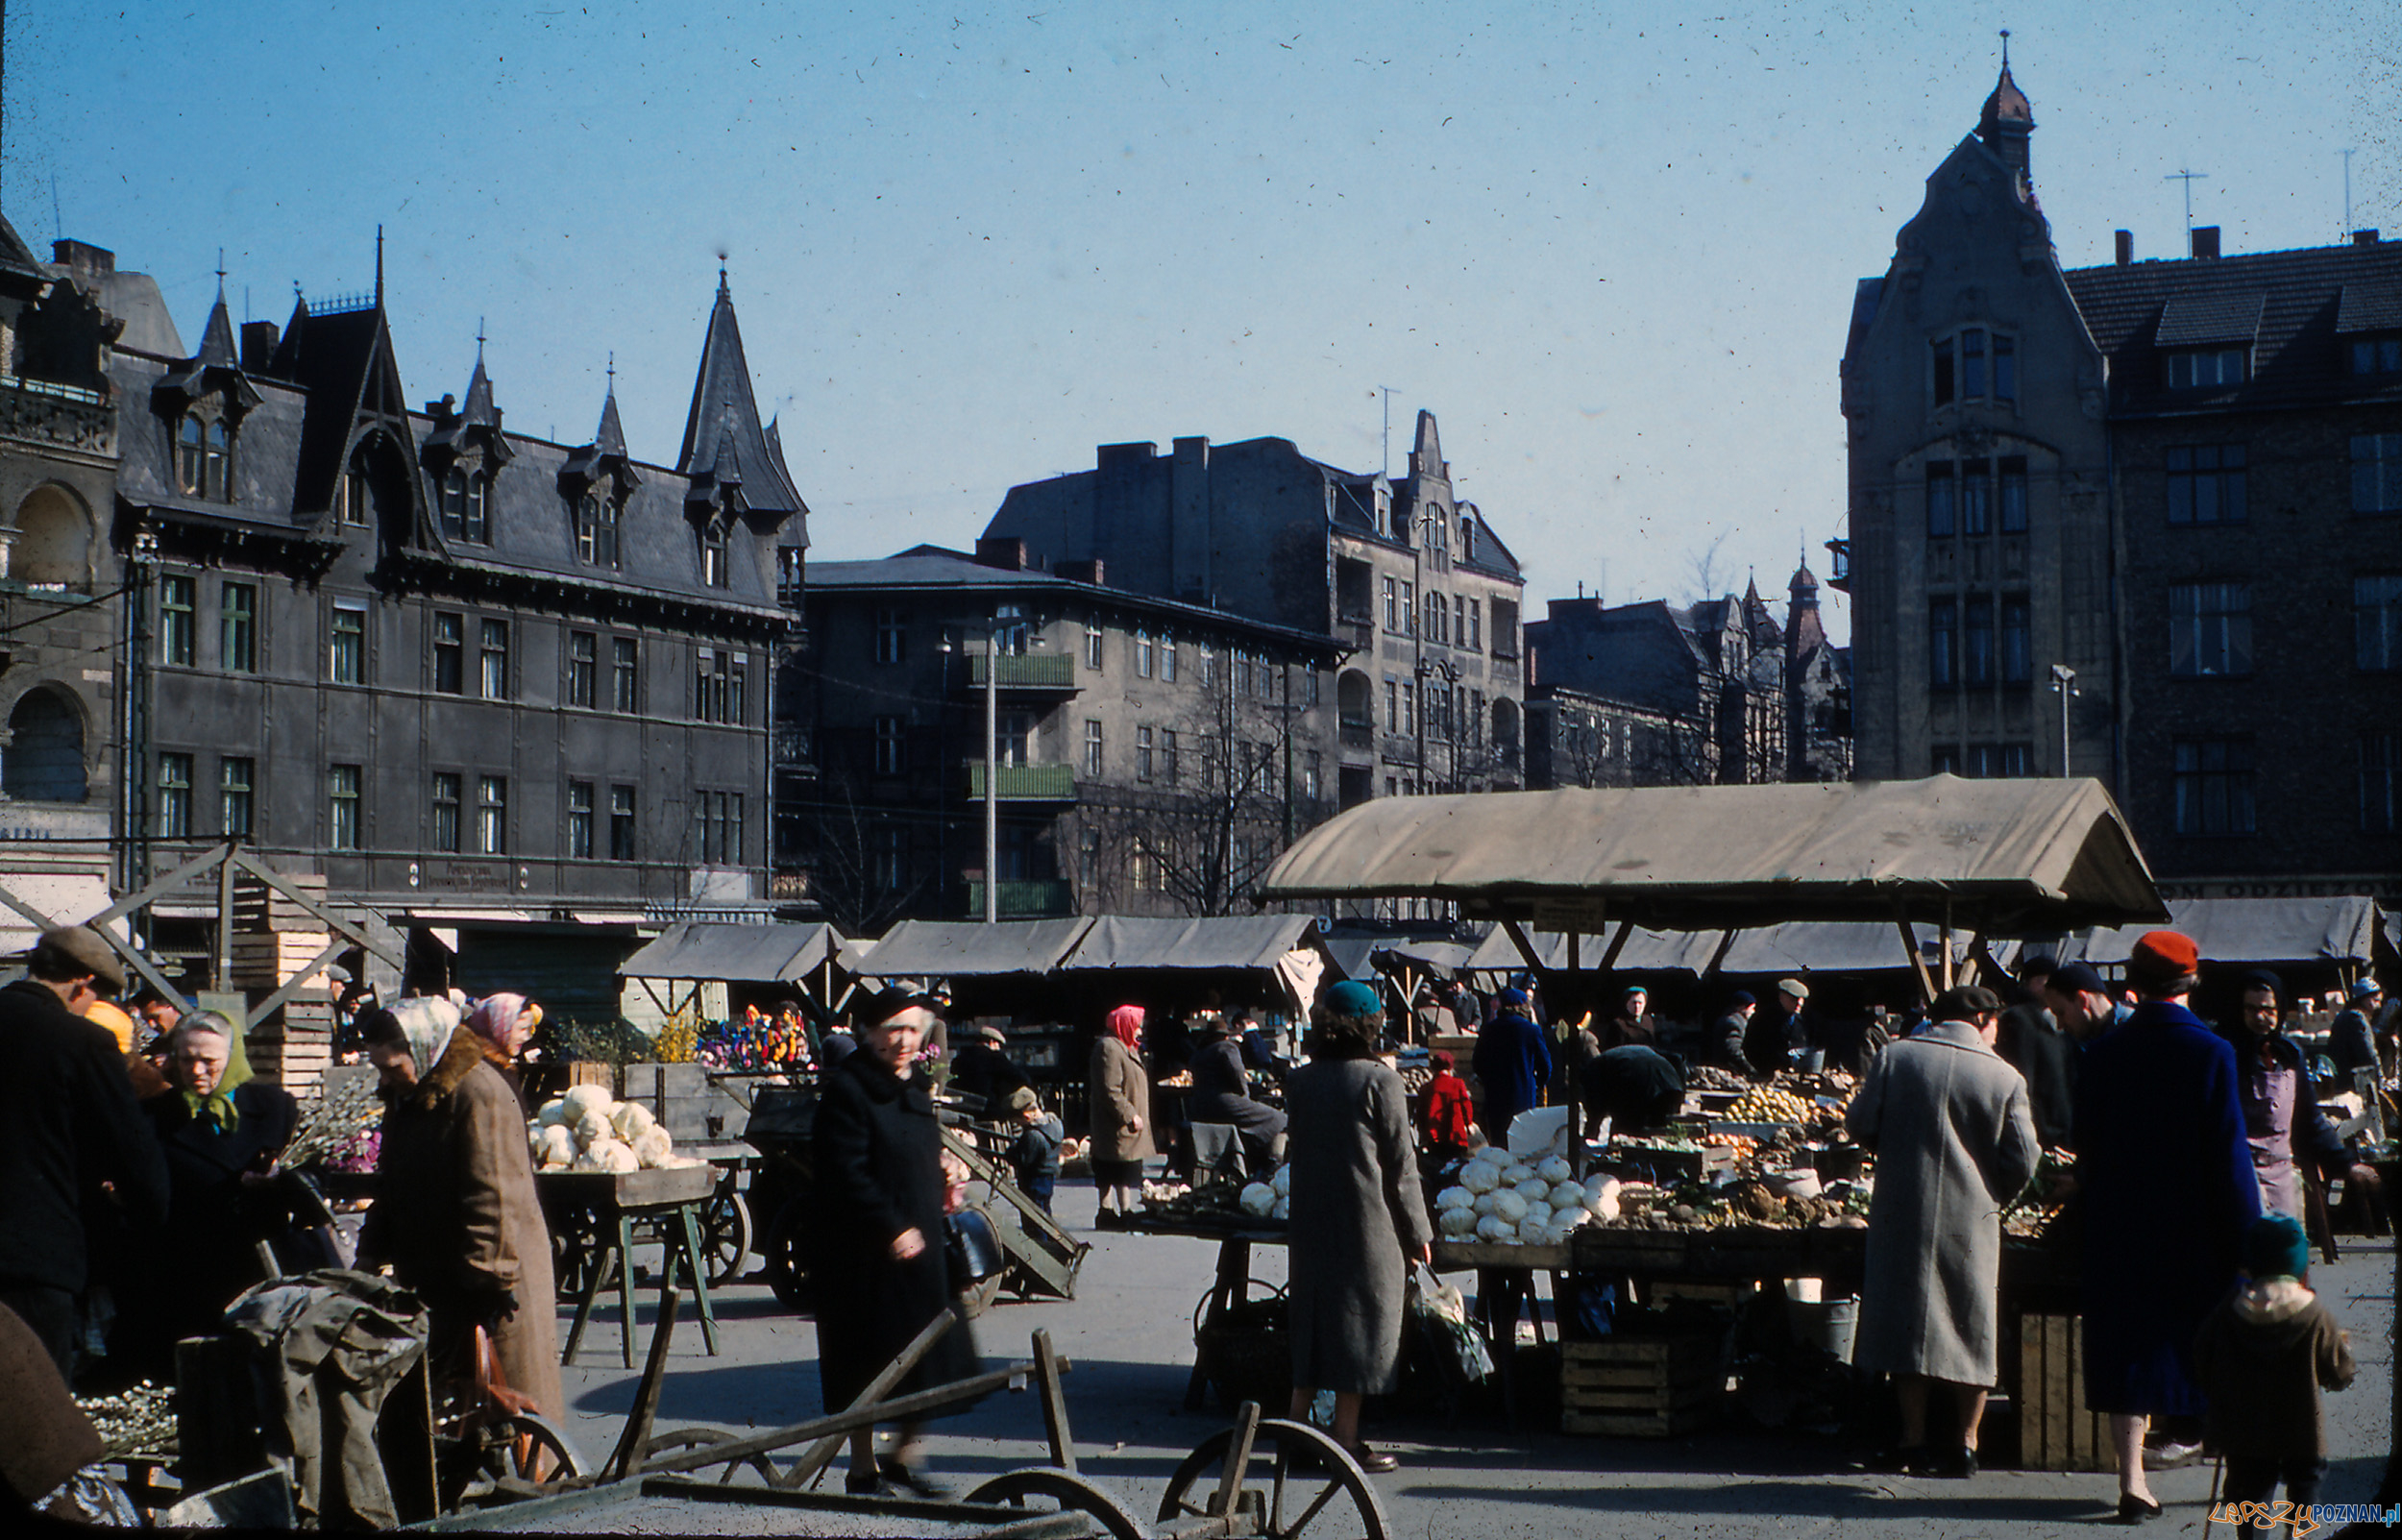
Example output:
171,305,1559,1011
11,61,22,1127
1682,527,1738,608
800,770,929,935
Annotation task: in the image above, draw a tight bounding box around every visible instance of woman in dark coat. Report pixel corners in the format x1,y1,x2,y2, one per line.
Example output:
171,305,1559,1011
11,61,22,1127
810,987,981,1496
1284,980,1433,1474
1188,1019,1286,1166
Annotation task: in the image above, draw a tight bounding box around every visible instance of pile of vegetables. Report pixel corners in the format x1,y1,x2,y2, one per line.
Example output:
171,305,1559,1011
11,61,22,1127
528,1084,708,1174
1724,1086,1816,1124
1236,1165,1293,1223
78,1381,175,1457
1434,1149,1621,1246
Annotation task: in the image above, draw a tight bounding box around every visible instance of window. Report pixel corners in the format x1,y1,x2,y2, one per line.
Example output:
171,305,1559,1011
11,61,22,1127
1993,333,2016,403
1399,581,1415,636
1077,825,1098,887
2353,337,2402,376
2167,445,2247,525
1383,576,1398,631
476,775,507,855
2173,737,2255,835
433,612,464,695
2001,596,2032,683
329,764,362,850
1305,751,1322,802
2356,435,2402,514
1083,720,1103,777
696,790,743,865
609,784,637,860
462,473,488,543
2362,575,2402,670
1960,458,1991,537
1424,591,1447,645
2169,348,2247,389
1084,621,1104,670
160,574,195,666
567,780,595,859
1307,668,1320,707
1454,596,1468,648
339,467,368,526
1135,629,1154,678
1234,651,1252,697
331,601,367,684
1998,456,2028,534
1931,326,2015,405
1962,328,1986,399
612,638,639,712
1490,599,1519,657
873,608,907,665
997,713,1031,766
1466,599,1481,650
576,496,599,563
697,648,741,723
2169,583,2253,676
1163,728,1179,785
157,752,192,838
1926,462,1955,538
478,618,509,698
220,582,257,672
1929,598,1957,687
873,715,905,775
439,469,470,541
219,757,253,839
1401,679,1416,735
1385,676,1399,730
1932,334,1954,406
1963,597,1995,686
592,497,619,568
875,825,908,892
1965,743,2034,778
1199,644,1215,687
2364,734,2402,833
568,632,597,707
1470,689,1484,746
430,771,461,852
1159,634,1177,683
700,523,728,587
178,415,206,495
1137,725,1155,781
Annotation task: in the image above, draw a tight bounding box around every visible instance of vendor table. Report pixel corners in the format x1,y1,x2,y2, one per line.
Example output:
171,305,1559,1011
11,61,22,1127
543,1164,724,1369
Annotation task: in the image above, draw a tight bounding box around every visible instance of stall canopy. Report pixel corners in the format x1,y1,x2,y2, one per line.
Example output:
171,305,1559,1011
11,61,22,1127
1058,915,1328,972
2075,896,2381,967
617,921,847,983
851,917,1095,979
1719,921,1967,975
1260,775,2167,934
1464,925,1720,975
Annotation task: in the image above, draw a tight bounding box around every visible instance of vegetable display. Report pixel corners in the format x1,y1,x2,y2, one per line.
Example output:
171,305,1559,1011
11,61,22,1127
528,1084,707,1173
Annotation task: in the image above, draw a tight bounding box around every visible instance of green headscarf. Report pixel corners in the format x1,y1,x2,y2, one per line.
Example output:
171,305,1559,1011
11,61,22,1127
174,1011,255,1135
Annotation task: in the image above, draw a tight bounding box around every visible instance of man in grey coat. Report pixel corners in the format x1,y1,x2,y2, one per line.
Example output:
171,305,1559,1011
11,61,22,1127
1846,984,2040,1479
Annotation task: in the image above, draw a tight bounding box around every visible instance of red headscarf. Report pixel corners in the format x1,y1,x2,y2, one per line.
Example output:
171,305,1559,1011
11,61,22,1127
1106,1004,1144,1050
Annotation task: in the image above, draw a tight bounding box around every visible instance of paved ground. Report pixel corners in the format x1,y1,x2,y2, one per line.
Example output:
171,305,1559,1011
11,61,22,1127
553,1186,2394,1537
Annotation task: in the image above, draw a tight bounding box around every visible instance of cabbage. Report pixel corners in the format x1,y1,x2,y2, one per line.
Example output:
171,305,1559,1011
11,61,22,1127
1238,1183,1277,1217
1268,1196,1290,1222
597,1140,640,1174
575,1112,613,1150
1471,1192,1499,1217
1435,1186,1475,1211
1584,1176,1623,1221
1551,1180,1585,1210
562,1085,613,1123
1269,1165,1291,1197
1492,1190,1530,1222
535,1126,577,1168
632,1127,674,1168
1501,1164,1534,1186
1514,1178,1553,1204
610,1102,657,1140
1459,1162,1502,1194
535,1099,568,1128
1524,1202,1552,1230
1439,1207,1480,1235
1474,1214,1513,1242
1515,1215,1550,1244
1536,1156,1574,1183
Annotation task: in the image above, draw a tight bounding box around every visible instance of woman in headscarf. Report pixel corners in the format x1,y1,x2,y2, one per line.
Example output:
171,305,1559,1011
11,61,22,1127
1087,1004,1153,1229
1284,980,1433,1473
809,986,983,1496
356,996,564,1428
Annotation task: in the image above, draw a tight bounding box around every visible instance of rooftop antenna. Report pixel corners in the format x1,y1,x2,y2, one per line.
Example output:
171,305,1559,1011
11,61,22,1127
2341,147,2357,237
606,351,616,390
2166,168,2208,235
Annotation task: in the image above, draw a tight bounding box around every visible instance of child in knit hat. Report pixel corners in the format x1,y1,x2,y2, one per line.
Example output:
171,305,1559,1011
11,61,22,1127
2192,1214,2355,1536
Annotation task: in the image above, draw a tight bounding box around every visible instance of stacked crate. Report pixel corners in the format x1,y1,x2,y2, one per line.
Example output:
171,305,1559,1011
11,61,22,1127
2016,1313,2113,1471
1559,1335,1722,1437
231,873,335,1096
621,1062,750,1141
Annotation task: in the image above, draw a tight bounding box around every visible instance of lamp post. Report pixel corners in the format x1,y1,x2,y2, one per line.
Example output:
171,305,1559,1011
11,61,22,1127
2049,664,2077,777
976,606,1034,922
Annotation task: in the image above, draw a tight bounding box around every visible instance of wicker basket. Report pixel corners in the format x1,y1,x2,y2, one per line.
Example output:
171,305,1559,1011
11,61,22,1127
1196,1295,1291,1413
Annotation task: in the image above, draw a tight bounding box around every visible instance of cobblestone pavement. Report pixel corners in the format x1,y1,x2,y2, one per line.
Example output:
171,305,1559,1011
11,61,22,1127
554,1186,2392,1537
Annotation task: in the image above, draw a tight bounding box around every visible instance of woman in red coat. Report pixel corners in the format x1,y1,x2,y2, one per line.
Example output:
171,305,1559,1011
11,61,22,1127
1418,1050,1477,1166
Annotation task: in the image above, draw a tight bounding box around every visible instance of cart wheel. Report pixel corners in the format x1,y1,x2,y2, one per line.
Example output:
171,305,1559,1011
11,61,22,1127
1157,1417,1393,1540
637,1426,780,1485
760,1199,814,1311
699,1191,753,1286
483,1409,588,1486
964,1468,1149,1540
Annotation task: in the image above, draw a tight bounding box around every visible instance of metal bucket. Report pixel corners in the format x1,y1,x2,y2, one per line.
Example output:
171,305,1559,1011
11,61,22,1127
1789,1296,1857,1363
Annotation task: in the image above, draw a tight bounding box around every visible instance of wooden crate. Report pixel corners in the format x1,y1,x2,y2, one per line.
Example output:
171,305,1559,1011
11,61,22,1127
2017,1312,2113,1471
230,930,337,995
1559,1335,1721,1437
232,873,331,933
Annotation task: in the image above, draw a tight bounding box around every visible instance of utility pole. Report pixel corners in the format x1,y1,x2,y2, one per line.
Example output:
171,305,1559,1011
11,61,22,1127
983,616,999,923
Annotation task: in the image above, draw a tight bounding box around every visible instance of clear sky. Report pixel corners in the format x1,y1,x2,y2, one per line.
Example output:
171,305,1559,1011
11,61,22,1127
5,1,2394,646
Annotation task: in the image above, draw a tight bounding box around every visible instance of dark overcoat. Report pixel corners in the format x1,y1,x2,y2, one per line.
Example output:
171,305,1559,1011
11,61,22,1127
1188,1038,1286,1143
2073,999,2260,1416
808,1050,982,1413
0,980,166,1297
138,1082,303,1346
1286,1057,1433,1395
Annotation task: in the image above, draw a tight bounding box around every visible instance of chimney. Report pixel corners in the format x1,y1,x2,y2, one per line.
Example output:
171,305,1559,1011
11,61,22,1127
973,535,1029,572
1055,558,1106,586
2191,225,2221,259
240,321,279,373
2114,229,2134,266
50,239,114,279
2355,229,2383,247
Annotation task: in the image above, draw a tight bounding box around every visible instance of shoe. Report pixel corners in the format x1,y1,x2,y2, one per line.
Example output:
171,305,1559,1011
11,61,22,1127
845,1470,895,1497
877,1456,953,1499
2115,1493,2162,1525
1925,1446,1976,1479
1093,1210,1123,1232
1866,1445,1928,1475
1346,1443,1399,1473
2141,1440,2200,1471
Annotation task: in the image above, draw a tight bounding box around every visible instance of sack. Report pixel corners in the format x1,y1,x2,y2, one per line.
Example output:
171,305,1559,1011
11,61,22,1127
1406,1263,1492,1384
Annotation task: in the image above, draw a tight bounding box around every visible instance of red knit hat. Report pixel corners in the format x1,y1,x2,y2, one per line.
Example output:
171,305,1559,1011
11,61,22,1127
2129,929,2200,983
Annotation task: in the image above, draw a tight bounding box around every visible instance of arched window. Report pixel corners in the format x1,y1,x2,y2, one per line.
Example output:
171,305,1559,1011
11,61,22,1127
4,688,86,802
700,522,728,588
205,419,231,500
178,415,206,495
1336,669,1372,730
13,486,88,588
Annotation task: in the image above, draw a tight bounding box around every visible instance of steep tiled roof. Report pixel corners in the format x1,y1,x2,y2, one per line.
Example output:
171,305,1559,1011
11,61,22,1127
2062,239,2402,414
677,273,807,518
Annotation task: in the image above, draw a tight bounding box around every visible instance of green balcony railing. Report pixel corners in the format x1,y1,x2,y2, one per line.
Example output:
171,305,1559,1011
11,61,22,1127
965,762,1078,799
961,652,1079,689
965,878,1076,917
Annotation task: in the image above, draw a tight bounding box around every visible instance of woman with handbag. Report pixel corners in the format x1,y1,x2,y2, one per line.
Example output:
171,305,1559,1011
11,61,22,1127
1285,981,1434,1473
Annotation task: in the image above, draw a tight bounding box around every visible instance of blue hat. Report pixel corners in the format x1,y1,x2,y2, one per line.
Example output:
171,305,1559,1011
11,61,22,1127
2351,977,2384,1000
1727,990,1755,1008
1322,980,1385,1019
2048,961,2108,996
2243,1213,2311,1281
1496,987,1531,1008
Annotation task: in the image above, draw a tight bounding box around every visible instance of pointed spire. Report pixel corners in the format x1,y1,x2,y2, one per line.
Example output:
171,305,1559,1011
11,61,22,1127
594,384,627,459
195,287,239,369
676,269,804,514
374,225,384,307
462,352,498,427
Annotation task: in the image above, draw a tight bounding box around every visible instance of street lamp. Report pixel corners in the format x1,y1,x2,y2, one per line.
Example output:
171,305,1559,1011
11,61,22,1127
2049,664,2078,777
944,605,1035,922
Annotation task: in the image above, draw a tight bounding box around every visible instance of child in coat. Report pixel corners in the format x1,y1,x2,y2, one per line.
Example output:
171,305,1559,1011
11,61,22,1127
1001,1087,1064,1214
2193,1214,2355,1537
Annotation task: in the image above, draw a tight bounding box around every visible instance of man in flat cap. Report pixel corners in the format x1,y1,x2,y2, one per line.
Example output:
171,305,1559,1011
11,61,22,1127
0,928,168,1380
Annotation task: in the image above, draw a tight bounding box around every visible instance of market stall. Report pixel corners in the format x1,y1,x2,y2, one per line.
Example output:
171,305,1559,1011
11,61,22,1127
616,920,849,1027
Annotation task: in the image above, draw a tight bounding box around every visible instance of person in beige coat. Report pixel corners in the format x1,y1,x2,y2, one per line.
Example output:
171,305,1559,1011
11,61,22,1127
358,999,565,1428
1087,1004,1153,1228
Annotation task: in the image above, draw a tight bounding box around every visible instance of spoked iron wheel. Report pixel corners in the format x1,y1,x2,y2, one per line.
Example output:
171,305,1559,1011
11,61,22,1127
478,1409,588,1487
636,1426,780,1484
698,1190,753,1286
1157,1416,1393,1540
963,1468,1149,1539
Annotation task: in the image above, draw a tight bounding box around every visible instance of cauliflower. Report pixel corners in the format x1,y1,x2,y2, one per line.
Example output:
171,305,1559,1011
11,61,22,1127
562,1085,613,1124
1458,1162,1501,1194
1471,1191,1499,1217
1501,1163,1533,1186
535,1125,578,1168
596,1140,640,1174
1514,1178,1553,1205
1536,1156,1574,1183
535,1099,569,1128
1474,1214,1514,1242
1492,1190,1530,1223
1238,1183,1277,1217
1438,1207,1480,1235
1435,1186,1475,1211
610,1102,658,1141
1551,1180,1585,1210
1515,1215,1550,1244
631,1127,674,1168
574,1111,613,1150
1269,1164,1291,1197
1268,1196,1290,1222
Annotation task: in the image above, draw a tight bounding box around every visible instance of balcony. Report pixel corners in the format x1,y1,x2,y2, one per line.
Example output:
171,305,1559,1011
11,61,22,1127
965,762,1078,800
0,376,113,457
965,878,1075,917
1338,718,1375,752
954,652,1080,692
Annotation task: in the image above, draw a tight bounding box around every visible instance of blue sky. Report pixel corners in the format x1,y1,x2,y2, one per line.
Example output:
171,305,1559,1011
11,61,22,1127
5,1,2393,644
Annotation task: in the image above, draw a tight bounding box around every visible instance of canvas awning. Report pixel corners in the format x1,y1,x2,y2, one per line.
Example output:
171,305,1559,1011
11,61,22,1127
2075,896,2381,968
850,917,1096,979
1260,776,2166,934
1719,921,1966,974
1058,915,1325,972
616,921,847,983
1464,925,1721,975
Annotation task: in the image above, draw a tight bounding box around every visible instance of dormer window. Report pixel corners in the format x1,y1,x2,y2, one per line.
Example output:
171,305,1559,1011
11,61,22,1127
576,495,623,569
440,467,492,544
177,413,233,500
700,522,729,588
1932,327,2016,407
2353,337,2402,376
2168,348,2247,389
